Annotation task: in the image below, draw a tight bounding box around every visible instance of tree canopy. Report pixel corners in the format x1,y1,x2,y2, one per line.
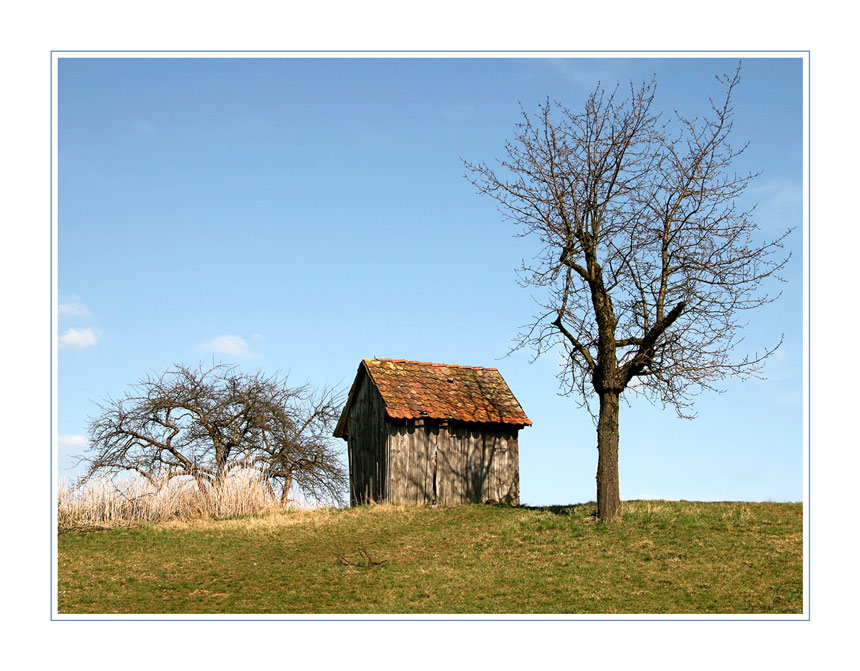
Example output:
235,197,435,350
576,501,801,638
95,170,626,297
466,65,792,518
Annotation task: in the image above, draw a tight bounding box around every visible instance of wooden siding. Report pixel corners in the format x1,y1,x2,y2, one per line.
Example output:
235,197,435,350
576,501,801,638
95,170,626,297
345,373,389,505
386,420,519,505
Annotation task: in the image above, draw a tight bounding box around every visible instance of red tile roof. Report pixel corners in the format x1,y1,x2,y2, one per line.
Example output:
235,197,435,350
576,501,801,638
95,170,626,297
336,358,531,434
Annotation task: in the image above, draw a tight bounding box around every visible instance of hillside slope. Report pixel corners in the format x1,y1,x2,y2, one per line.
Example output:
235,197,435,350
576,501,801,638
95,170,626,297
58,501,802,614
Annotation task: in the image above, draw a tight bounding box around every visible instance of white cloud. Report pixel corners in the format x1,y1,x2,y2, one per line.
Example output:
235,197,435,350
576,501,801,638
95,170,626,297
196,335,255,358
59,327,101,349
59,295,90,318
59,434,88,447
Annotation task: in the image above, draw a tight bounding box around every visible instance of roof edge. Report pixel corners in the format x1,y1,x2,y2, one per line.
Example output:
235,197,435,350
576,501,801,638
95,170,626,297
332,360,371,438
367,357,498,372
335,358,533,434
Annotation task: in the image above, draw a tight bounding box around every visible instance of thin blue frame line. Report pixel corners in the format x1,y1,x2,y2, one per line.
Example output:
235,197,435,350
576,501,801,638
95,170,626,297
53,616,807,622
50,50,54,621
806,51,812,622
50,49,809,55
50,50,811,623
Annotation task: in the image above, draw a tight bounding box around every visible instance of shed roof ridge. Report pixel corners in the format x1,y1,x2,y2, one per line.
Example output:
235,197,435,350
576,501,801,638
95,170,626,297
364,357,499,371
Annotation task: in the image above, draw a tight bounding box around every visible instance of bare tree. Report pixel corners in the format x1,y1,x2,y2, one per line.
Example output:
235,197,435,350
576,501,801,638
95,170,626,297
466,65,792,519
84,363,348,505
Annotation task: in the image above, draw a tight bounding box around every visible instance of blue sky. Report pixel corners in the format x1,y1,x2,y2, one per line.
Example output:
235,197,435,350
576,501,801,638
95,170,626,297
57,56,804,505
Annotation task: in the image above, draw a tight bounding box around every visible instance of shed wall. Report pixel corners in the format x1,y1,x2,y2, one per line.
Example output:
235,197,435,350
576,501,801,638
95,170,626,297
345,374,388,505
387,421,519,505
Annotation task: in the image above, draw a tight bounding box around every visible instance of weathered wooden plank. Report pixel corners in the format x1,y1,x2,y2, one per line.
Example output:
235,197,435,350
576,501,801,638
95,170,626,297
391,423,403,504
452,427,462,504
492,431,501,502
427,424,436,504
403,423,410,504
440,428,446,505
510,434,520,504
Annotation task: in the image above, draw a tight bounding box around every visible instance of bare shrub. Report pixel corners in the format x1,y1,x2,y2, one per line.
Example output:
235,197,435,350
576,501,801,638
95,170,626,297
83,363,348,506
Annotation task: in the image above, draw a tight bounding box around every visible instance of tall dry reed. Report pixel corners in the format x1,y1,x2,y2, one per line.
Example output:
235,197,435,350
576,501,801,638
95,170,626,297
57,471,316,532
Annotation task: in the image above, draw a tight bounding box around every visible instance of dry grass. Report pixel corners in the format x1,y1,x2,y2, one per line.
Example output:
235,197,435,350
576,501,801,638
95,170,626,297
57,471,317,533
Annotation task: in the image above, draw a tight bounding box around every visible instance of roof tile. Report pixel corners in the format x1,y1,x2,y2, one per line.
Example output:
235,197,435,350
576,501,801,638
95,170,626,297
362,358,532,426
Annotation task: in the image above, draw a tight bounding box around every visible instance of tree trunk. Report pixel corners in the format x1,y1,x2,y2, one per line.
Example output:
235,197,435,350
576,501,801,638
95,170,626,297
596,391,621,519
280,472,293,506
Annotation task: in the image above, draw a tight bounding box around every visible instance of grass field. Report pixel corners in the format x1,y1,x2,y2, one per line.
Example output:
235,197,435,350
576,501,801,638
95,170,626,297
57,500,802,615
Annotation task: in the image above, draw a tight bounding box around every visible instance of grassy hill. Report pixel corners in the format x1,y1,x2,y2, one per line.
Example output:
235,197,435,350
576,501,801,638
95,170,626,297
57,500,802,615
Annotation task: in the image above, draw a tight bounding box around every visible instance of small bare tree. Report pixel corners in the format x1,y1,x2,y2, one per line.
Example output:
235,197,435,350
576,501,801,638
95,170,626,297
84,363,348,505
466,65,792,519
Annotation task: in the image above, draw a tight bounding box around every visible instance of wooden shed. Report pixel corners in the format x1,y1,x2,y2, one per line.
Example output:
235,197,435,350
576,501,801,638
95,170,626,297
334,358,531,506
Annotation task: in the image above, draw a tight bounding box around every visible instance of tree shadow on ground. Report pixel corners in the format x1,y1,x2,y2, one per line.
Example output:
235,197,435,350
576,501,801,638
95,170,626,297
504,503,597,517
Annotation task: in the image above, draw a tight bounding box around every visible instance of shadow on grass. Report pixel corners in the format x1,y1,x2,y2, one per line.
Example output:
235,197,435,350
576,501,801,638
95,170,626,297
508,502,597,517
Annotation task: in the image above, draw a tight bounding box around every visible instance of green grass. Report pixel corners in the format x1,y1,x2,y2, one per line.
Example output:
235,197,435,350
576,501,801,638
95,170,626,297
57,500,802,614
